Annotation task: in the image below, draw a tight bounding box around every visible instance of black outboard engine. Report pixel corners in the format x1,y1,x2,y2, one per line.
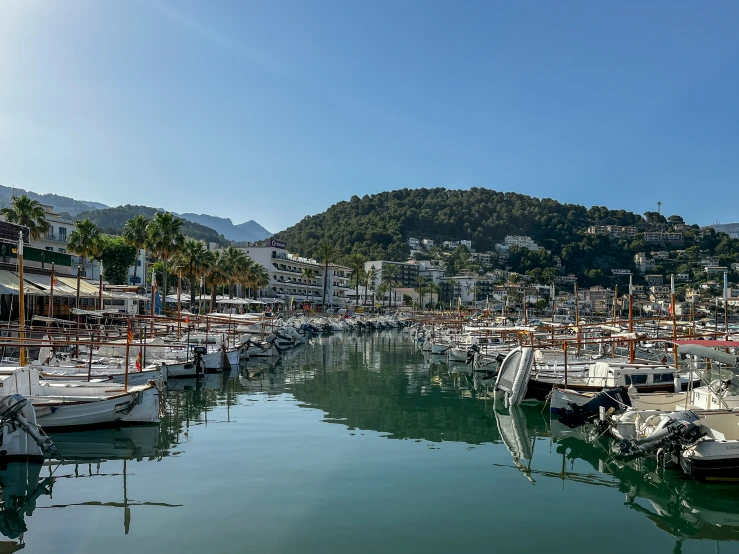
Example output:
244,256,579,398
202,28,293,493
618,411,705,458
465,344,480,365
0,394,58,456
192,346,207,376
553,387,632,429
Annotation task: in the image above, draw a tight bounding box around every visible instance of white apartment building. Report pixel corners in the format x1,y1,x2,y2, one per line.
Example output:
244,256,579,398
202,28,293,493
408,237,420,249
503,235,541,250
364,261,420,290
422,238,434,249
240,242,352,307
644,232,683,242
31,205,72,255
470,252,494,265
409,259,445,284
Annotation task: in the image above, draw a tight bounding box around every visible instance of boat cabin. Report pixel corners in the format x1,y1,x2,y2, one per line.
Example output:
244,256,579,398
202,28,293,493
584,361,676,388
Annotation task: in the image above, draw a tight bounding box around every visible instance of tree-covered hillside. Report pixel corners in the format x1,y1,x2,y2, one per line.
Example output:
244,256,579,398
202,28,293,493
275,187,739,286
75,205,226,245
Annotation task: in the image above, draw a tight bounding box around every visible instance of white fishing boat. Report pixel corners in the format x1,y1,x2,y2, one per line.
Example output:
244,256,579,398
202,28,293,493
0,368,160,429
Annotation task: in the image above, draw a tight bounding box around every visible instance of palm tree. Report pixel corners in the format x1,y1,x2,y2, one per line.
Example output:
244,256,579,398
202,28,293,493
314,242,337,310
146,212,185,299
123,215,149,286
382,264,398,310
220,246,250,299
346,253,366,306
174,239,209,307
377,281,390,312
67,219,102,276
250,264,269,299
428,282,440,310
416,275,426,310
206,250,228,313
301,267,316,305
465,282,479,309
448,278,458,309
1,195,49,240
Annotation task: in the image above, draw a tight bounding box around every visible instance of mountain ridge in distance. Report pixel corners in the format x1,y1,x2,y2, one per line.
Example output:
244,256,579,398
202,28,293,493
709,223,739,236
0,185,107,216
178,212,272,243
0,185,272,244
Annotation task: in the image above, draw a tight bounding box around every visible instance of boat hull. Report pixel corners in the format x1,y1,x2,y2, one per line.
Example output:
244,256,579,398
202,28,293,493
32,385,161,430
526,378,698,403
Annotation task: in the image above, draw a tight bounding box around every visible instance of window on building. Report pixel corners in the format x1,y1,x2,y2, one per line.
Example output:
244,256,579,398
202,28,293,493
58,227,67,241
45,246,53,251
58,248,66,253
137,259,142,266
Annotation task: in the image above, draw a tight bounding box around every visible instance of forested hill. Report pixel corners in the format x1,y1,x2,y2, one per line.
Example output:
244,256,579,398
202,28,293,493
275,187,739,286
75,205,226,245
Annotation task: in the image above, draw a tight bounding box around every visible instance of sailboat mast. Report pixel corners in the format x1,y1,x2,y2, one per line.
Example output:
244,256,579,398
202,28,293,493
18,231,25,367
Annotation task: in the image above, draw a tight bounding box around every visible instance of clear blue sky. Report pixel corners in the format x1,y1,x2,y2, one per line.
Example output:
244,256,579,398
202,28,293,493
1,1,738,232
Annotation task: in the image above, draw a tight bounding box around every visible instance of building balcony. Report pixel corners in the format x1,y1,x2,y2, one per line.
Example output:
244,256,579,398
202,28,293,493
43,234,68,243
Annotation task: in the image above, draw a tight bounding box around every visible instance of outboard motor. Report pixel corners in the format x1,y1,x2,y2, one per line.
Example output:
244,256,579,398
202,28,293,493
553,387,632,429
192,346,207,376
466,344,480,365
0,394,58,456
617,410,704,458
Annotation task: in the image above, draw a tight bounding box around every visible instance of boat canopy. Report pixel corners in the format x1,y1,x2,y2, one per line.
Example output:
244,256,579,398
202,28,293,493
57,276,104,297
0,269,42,295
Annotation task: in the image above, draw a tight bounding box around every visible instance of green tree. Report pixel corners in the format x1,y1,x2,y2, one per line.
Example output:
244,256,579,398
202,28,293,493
315,242,337,309
428,282,440,310
365,267,377,306
207,250,229,312
382,263,398,309
98,236,137,285
346,253,366,306
301,267,316,304
123,215,149,286
68,219,103,276
246,264,269,299
174,239,209,307
1,195,49,240
146,212,185,298
219,246,250,299
377,280,390,311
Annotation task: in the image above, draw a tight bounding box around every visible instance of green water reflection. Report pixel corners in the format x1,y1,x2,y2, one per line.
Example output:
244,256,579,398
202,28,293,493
3,331,737,553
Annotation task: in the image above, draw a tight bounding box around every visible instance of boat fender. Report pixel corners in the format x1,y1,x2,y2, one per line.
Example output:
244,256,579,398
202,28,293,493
673,376,681,393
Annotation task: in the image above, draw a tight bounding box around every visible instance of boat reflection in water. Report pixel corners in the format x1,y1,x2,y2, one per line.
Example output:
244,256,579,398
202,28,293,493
0,333,735,551
0,463,52,552
498,405,739,548
283,336,739,551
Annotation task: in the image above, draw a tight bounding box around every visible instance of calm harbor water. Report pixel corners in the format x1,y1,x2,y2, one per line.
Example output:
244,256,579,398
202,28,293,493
7,331,739,553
